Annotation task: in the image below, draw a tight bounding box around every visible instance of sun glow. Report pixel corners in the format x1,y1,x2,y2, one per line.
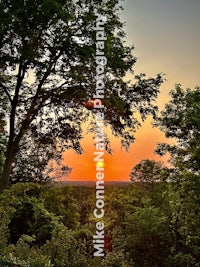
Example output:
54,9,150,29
96,161,105,169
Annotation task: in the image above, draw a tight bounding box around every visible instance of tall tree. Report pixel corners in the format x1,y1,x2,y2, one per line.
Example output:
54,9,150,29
0,0,163,190
156,85,200,264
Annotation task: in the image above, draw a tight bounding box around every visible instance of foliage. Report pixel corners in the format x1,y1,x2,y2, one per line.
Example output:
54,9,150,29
155,84,200,265
0,179,199,266
10,133,72,183
156,85,200,173
0,1,199,265
101,251,133,267
41,185,80,229
109,192,171,267
0,82,200,265
130,159,170,184
0,0,163,189
0,208,9,254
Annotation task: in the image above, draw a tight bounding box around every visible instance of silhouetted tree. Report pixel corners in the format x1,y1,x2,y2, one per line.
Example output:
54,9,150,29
0,0,163,190
130,159,169,184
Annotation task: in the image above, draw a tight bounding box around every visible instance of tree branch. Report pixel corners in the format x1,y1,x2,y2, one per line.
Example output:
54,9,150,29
13,50,64,150
9,62,27,141
0,83,12,103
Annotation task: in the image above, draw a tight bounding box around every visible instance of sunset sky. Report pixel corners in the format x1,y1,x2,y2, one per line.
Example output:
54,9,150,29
63,0,200,181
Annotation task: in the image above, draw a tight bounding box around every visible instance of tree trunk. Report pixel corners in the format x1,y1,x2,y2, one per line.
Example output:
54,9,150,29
0,149,13,192
0,142,16,191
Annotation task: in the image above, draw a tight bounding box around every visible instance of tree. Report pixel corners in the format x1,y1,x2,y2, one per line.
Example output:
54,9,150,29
10,132,72,184
0,0,163,190
0,91,7,179
122,198,171,266
156,85,200,265
130,159,169,184
0,183,93,266
156,84,200,173
0,121,5,180
41,186,80,229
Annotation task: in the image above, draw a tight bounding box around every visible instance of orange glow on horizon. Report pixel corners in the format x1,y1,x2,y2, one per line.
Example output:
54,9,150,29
62,118,171,182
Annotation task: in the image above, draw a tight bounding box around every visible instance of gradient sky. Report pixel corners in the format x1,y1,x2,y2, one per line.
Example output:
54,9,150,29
63,0,200,181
